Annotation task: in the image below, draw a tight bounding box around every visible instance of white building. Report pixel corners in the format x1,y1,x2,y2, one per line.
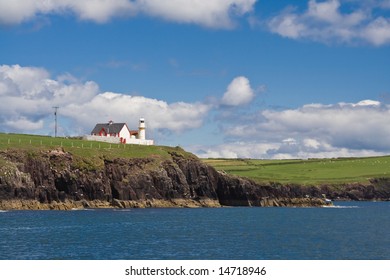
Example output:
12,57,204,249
85,118,154,145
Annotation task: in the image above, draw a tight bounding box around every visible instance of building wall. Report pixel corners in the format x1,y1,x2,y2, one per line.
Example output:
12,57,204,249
119,126,131,143
84,135,154,145
84,135,121,144
127,139,154,145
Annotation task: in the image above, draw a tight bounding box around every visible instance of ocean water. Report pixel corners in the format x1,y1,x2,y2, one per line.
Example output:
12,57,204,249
0,202,389,260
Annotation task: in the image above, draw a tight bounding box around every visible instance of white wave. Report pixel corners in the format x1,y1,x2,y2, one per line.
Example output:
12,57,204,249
0,210,9,213
323,205,360,209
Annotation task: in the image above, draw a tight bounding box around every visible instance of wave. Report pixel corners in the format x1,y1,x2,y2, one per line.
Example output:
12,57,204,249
0,210,9,213
323,205,360,209
70,208,96,211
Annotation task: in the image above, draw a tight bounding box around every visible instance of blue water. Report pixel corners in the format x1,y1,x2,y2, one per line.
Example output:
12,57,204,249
0,202,389,260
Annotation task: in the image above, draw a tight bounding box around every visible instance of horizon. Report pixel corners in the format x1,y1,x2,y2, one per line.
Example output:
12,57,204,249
1,0,389,159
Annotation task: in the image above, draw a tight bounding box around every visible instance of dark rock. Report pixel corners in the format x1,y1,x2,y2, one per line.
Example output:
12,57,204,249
2,148,390,210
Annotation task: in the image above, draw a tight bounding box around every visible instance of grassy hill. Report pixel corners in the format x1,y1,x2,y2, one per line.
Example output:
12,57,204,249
203,157,390,185
0,133,192,171
2,133,390,185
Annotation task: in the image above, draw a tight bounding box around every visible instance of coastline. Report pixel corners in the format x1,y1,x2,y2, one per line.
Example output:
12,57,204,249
0,198,221,210
0,197,331,210
1,146,389,210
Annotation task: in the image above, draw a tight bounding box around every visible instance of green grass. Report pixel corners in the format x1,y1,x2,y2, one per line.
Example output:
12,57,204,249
0,133,192,171
203,157,390,185
3,133,390,185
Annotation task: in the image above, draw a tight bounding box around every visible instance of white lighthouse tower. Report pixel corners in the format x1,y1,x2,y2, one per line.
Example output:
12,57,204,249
138,118,146,140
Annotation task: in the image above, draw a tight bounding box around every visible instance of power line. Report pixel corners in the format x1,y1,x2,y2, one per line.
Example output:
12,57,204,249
53,106,59,137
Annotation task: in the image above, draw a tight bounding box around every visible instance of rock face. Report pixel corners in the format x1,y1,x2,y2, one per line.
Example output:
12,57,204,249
1,148,389,210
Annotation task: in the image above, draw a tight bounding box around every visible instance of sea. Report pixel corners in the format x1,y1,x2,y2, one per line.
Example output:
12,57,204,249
0,201,389,260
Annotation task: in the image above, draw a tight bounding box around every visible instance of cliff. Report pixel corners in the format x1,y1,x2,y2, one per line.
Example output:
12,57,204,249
1,147,389,210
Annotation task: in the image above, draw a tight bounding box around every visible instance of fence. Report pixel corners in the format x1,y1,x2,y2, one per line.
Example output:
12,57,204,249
0,136,133,150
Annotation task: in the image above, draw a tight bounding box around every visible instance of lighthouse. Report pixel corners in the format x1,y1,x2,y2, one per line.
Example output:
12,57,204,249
138,118,146,140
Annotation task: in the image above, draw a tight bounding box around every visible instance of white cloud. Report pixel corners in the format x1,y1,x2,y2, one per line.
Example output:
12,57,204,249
0,0,134,24
221,76,255,106
192,141,279,159
0,0,256,28
361,17,390,46
134,0,256,28
2,64,390,159
192,99,390,159
192,138,387,160
63,92,211,133
250,101,390,151
5,117,44,131
0,64,100,133
0,64,49,96
0,64,211,135
0,0,39,25
268,11,307,39
307,0,342,24
268,0,390,46
65,0,134,23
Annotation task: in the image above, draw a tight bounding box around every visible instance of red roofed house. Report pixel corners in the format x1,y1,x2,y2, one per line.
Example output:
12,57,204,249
90,120,130,144
87,118,154,145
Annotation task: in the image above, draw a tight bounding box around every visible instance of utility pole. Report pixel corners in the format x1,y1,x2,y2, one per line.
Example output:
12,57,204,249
53,106,59,137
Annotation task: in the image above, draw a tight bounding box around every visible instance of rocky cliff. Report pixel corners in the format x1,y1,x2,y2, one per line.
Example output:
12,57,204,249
1,147,389,210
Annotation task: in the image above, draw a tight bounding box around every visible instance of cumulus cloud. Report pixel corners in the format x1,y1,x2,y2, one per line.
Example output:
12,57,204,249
221,76,255,106
0,64,98,133
191,99,390,159
0,0,256,28
2,64,389,159
268,0,390,46
0,64,211,136
192,139,386,160
134,0,256,28
268,10,307,39
259,101,390,151
231,100,390,150
192,142,279,159
64,92,211,133
0,0,135,24
362,17,390,46
5,117,44,131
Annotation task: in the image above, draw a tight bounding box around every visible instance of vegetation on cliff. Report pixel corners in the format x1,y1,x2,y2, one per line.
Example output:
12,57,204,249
0,133,195,173
1,133,390,210
0,133,192,160
203,157,390,185
3,133,389,186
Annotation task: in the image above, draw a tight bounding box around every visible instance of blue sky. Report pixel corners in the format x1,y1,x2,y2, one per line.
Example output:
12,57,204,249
1,0,390,158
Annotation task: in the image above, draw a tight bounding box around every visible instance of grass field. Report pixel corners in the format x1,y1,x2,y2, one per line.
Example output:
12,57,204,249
0,133,190,166
2,133,390,185
203,157,390,185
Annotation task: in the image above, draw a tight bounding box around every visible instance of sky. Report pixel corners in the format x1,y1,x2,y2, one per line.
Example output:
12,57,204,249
0,0,390,159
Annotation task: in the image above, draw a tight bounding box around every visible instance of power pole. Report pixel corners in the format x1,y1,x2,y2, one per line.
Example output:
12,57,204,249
53,106,59,137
